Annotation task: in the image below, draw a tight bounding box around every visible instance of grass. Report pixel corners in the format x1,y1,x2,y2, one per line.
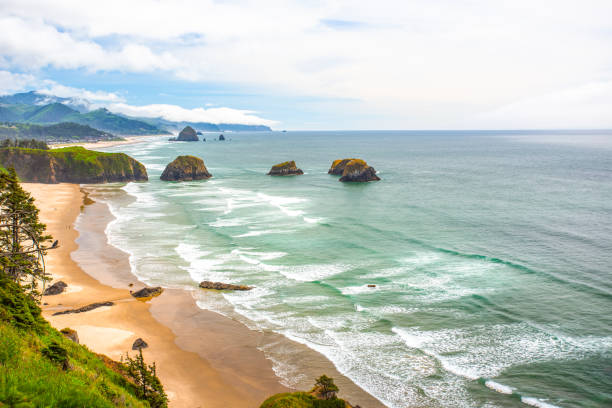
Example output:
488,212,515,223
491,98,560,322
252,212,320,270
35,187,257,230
259,392,347,408
0,274,149,407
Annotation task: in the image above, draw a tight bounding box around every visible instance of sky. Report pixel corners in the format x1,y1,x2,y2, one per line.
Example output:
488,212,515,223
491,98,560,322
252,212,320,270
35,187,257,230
1,0,611,130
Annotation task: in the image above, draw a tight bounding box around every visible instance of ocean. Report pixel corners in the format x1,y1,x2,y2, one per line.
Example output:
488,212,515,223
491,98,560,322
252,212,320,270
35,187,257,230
96,130,611,408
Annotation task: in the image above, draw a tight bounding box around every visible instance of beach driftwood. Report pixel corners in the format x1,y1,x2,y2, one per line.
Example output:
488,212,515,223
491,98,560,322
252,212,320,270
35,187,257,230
199,281,253,291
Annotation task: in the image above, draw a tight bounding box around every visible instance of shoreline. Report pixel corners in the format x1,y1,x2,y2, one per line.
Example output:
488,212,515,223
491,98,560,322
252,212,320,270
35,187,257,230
25,182,385,408
51,134,163,150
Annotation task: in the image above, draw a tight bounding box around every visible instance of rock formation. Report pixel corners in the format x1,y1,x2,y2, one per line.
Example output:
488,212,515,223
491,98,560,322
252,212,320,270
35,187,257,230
0,146,148,183
53,301,114,315
267,161,304,176
131,286,163,299
43,281,67,295
338,159,380,182
132,338,148,350
60,328,79,343
219,134,225,141
160,155,212,181
328,158,356,175
199,281,253,291
176,126,199,141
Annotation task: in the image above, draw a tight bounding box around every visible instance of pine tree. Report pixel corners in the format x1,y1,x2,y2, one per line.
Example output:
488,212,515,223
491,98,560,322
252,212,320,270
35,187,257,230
314,375,339,400
0,168,52,297
123,349,168,408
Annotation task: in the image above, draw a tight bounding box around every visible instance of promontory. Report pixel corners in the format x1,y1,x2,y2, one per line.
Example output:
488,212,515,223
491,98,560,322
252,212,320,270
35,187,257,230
160,155,212,181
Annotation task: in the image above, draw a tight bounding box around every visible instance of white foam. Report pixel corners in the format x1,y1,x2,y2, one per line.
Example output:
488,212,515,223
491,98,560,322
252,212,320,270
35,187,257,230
484,380,513,394
521,397,561,408
278,263,349,282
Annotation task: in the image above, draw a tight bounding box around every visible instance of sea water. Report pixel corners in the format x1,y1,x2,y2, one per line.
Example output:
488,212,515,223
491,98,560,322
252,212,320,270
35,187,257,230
97,130,612,408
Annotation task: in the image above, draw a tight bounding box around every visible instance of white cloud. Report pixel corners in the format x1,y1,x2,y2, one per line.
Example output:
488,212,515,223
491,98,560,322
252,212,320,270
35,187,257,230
107,103,276,126
37,83,125,103
1,0,612,128
0,70,37,95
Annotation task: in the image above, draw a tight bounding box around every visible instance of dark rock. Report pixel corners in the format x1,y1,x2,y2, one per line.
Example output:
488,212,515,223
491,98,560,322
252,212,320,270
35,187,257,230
328,158,356,175
43,281,67,296
367,284,376,288
160,155,212,181
219,134,225,141
338,159,380,182
199,281,253,291
60,328,79,343
202,138,206,142
132,338,148,350
176,126,198,141
168,137,177,141
131,286,164,299
267,161,304,176
128,283,134,287
53,301,114,315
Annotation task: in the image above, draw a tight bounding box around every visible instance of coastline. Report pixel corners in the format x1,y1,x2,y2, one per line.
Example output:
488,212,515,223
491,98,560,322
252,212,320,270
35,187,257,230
25,182,386,408
50,135,162,150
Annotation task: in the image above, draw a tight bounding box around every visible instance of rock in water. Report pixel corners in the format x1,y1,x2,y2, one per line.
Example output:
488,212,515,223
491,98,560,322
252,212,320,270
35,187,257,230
328,158,356,175
339,159,380,182
131,287,164,299
60,328,79,343
132,338,148,350
267,161,304,176
160,155,212,181
199,281,253,291
176,126,199,141
43,281,67,295
219,134,225,141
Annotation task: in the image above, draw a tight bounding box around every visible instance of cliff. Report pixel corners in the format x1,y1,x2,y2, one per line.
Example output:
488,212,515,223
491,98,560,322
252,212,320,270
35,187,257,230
0,146,148,184
160,155,212,181
267,161,304,176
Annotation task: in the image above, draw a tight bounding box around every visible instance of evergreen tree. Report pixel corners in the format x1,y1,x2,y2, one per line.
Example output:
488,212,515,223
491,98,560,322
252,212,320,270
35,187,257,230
123,349,168,408
314,375,339,400
0,168,52,297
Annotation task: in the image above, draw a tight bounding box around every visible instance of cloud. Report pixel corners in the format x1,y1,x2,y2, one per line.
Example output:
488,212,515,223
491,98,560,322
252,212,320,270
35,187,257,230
0,70,37,95
107,103,277,126
1,0,612,128
37,83,125,103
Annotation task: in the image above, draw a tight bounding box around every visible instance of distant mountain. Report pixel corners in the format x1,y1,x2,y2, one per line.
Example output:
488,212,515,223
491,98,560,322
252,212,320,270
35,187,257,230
0,91,90,112
0,91,273,133
0,122,120,143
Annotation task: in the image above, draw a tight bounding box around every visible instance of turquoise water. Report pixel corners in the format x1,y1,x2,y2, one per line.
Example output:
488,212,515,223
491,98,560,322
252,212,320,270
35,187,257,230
100,131,612,408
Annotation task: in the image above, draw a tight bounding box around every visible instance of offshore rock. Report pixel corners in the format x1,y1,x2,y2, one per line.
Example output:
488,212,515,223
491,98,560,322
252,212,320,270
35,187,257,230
339,159,380,182
160,155,212,181
267,161,304,176
131,286,164,299
43,281,67,295
219,134,225,141
176,126,198,141
328,158,356,175
199,281,253,291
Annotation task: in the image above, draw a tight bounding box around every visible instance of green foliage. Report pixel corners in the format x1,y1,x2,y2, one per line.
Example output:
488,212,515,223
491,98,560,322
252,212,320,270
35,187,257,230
260,392,346,408
0,138,49,150
0,168,52,296
123,349,168,408
0,274,45,331
315,375,339,400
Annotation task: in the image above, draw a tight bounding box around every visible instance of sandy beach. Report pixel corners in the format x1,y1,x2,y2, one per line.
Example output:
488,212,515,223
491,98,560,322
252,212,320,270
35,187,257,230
50,135,161,150
24,182,385,408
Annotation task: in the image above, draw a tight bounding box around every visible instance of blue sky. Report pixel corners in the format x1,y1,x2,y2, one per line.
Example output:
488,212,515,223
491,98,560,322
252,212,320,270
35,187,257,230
1,0,611,129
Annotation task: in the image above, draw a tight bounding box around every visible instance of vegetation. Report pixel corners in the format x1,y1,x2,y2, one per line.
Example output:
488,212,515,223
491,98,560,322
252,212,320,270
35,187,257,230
123,349,168,407
260,376,347,408
0,146,148,183
0,122,119,143
0,138,49,149
0,173,166,407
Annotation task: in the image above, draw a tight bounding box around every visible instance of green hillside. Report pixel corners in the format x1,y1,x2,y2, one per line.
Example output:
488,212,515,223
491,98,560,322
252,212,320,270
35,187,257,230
24,103,79,123
0,122,120,142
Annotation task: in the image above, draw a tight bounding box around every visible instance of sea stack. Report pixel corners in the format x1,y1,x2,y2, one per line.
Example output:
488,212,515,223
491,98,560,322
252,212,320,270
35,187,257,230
338,159,380,182
328,158,356,175
267,161,304,176
219,134,225,141
176,126,199,141
160,155,212,181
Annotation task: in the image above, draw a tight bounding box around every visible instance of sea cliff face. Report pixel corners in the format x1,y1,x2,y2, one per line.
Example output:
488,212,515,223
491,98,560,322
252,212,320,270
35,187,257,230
0,146,148,183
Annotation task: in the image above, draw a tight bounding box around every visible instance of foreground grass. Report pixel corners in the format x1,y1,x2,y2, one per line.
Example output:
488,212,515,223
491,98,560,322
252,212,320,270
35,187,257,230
0,275,149,407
